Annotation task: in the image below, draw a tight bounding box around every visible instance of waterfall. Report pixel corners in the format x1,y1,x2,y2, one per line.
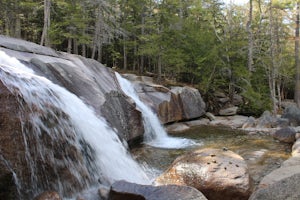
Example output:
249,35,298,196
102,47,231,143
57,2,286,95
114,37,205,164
0,51,149,198
116,73,195,149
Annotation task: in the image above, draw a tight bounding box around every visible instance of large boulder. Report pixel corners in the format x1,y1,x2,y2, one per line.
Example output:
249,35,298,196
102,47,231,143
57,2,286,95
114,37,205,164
126,79,206,124
0,81,93,199
281,105,300,126
256,111,276,128
108,180,208,200
0,36,145,198
171,86,206,120
156,148,252,200
0,36,144,144
272,127,296,143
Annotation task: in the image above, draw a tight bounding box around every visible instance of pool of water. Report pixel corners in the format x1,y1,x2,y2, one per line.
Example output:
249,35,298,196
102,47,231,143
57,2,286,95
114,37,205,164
131,125,291,185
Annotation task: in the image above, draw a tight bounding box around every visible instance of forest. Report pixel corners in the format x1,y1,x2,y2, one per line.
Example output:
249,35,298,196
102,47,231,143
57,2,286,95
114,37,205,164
0,0,299,116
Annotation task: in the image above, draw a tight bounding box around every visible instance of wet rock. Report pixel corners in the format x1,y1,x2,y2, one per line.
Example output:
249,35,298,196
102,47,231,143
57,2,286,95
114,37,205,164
127,79,206,124
99,185,110,200
156,148,252,200
272,127,296,143
1,38,137,198
0,81,95,198
0,40,145,145
249,173,300,200
219,106,238,116
101,91,144,145
33,191,62,200
109,180,207,200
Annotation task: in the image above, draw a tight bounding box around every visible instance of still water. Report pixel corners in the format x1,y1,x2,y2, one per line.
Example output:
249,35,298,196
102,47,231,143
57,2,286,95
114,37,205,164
132,125,291,185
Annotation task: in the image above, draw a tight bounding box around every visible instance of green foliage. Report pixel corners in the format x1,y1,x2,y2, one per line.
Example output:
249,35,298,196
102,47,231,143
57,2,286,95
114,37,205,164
2,0,298,115
240,85,272,117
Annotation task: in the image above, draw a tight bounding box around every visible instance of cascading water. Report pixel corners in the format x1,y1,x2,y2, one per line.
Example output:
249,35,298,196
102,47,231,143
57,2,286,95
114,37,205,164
0,51,149,198
116,73,195,149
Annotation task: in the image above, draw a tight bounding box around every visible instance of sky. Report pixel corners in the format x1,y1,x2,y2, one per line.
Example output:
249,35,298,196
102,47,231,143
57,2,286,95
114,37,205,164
222,0,249,5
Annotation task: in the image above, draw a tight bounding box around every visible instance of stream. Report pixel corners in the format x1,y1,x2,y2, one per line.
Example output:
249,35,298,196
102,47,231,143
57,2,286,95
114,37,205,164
132,125,291,186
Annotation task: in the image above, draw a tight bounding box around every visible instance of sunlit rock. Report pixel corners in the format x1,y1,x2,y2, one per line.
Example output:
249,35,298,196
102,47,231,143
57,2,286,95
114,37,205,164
156,148,252,200
256,165,300,189
292,139,300,157
249,173,300,200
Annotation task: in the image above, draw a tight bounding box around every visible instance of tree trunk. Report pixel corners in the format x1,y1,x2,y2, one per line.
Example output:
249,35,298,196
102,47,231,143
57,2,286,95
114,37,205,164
247,0,254,72
158,53,162,82
123,37,127,70
140,7,145,74
40,0,51,46
15,14,21,38
133,39,137,71
269,0,278,114
97,43,102,62
82,44,86,57
73,38,78,55
67,38,72,53
295,2,300,107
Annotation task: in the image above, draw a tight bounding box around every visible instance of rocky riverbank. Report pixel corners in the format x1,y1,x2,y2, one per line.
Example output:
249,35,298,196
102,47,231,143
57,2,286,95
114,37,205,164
165,109,300,200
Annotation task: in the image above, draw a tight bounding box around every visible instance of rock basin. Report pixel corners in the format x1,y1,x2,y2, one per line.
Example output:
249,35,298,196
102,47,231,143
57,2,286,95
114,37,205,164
132,125,291,197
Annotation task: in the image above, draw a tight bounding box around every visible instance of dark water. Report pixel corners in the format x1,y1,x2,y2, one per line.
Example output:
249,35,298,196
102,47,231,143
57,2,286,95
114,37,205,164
131,125,291,185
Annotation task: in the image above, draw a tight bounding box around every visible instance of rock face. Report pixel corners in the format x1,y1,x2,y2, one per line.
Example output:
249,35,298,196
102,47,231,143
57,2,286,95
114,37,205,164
0,36,143,144
249,173,300,200
108,180,208,200
156,148,252,200
0,36,145,198
123,75,206,124
0,80,100,199
0,36,208,199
